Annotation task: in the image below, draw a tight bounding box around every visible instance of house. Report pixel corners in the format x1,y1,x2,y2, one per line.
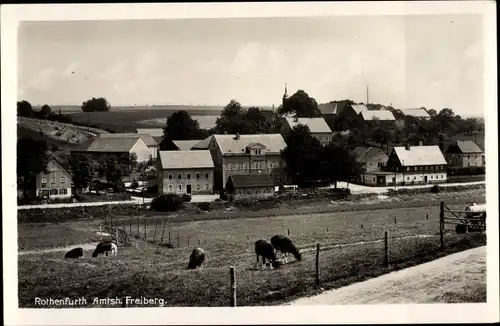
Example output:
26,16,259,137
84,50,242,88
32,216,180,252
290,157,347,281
157,150,214,195
352,146,389,172
99,133,158,160
72,137,151,163
199,133,288,191
225,174,275,200
35,157,72,199
381,144,448,186
359,110,396,125
281,116,333,145
445,140,484,168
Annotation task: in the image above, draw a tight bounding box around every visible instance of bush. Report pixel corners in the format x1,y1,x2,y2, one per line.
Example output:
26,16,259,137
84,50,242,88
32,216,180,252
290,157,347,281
219,190,228,201
181,194,192,202
151,193,184,212
430,185,440,193
131,180,139,189
197,202,212,211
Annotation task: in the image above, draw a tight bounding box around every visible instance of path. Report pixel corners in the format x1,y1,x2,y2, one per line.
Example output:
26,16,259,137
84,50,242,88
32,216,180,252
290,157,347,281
286,246,486,305
332,181,485,195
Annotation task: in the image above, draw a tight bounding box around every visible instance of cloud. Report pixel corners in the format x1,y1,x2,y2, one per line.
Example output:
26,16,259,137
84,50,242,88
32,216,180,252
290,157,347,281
25,68,55,91
229,42,263,74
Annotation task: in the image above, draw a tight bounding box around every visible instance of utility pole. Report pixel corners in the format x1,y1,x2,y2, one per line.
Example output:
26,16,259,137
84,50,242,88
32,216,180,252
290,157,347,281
366,84,369,105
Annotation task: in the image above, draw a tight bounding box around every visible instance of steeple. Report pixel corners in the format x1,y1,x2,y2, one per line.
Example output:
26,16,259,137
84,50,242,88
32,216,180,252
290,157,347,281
282,82,288,105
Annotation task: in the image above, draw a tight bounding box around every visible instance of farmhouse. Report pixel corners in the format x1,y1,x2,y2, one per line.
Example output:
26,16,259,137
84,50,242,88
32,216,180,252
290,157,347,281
281,116,333,146
73,137,151,163
383,144,448,186
99,133,158,160
157,150,214,195
225,174,275,200
35,157,72,199
199,133,288,191
445,140,484,168
353,146,389,172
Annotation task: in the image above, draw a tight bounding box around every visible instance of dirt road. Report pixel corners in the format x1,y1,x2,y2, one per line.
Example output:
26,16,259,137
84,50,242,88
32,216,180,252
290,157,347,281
287,246,486,305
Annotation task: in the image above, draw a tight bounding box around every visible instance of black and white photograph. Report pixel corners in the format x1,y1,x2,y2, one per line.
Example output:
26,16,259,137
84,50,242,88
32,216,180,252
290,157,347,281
2,2,498,325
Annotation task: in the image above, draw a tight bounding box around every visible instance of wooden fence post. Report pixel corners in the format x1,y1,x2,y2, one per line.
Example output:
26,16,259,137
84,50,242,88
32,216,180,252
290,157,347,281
394,216,397,224
230,267,236,307
129,216,132,235
144,214,147,240
315,243,320,287
116,229,119,245
384,231,389,266
439,201,445,249
169,231,171,245
137,211,140,239
287,228,290,236
188,236,190,247
159,219,167,246
177,234,180,248
99,224,102,240
152,217,159,243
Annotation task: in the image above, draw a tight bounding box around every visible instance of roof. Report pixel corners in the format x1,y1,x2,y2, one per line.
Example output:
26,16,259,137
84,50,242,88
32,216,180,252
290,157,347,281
353,146,388,164
351,104,368,114
401,108,430,118
318,103,337,115
172,140,203,151
153,136,163,145
135,128,164,137
285,117,332,133
158,150,214,169
191,135,214,150
99,133,157,146
360,110,396,121
85,137,144,153
455,140,483,154
214,134,287,155
227,174,275,188
393,145,447,166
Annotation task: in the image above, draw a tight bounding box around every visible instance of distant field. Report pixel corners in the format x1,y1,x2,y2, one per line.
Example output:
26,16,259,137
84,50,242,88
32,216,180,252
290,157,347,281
68,108,223,133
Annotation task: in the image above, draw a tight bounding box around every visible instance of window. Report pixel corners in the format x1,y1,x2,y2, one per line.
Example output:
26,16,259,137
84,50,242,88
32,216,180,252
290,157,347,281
413,167,417,171
431,175,433,179
59,189,67,195
430,166,434,171
413,176,416,180
187,173,191,180
406,167,410,172
41,178,47,184
228,163,232,170
51,177,56,184
205,184,209,190
196,184,200,191
168,174,173,180
50,189,58,195
196,173,200,179
177,173,182,179
60,177,66,184
407,177,410,181
269,162,273,168
168,185,173,192
205,173,209,179
41,180,47,188
178,185,182,191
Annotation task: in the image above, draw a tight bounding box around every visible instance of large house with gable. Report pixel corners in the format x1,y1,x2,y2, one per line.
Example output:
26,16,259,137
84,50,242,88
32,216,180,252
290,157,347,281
72,136,151,164
445,140,484,168
194,133,288,191
35,157,73,199
99,133,158,161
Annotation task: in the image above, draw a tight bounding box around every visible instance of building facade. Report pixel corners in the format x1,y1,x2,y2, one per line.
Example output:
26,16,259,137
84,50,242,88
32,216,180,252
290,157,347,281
225,174,275,200
35,158,72,199
200,134,288,191
445,140,484,168
99,133,159,161
384,145,448,186
157,150,214,195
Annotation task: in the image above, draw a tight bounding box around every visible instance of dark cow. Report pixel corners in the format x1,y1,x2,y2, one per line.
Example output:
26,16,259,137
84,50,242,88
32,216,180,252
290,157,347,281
187,248,206,269
255,239,280,270
64,247,84,259
271,234,302,264
92,241,118,258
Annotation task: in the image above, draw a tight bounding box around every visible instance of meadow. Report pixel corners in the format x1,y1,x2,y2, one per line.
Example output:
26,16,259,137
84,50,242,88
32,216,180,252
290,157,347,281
17,187,486,307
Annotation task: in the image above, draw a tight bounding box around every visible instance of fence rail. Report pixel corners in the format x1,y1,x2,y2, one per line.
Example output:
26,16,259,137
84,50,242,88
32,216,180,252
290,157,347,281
440,201,486,239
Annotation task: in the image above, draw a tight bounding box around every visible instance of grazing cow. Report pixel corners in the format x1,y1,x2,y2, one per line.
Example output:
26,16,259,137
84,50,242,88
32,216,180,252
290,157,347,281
64,247,84,259
255,239,279,270
92,241,118,258
271,234,302,264
187,248,205,269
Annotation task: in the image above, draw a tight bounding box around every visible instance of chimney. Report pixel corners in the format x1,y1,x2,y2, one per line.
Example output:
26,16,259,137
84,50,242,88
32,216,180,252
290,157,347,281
234,132,240,140
405,144,410,151
418,140,423,146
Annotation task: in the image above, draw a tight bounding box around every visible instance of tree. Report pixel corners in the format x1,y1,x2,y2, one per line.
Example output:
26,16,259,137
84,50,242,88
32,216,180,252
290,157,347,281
68,153,92,192
215,101,272,134
279,90,321,118
322,143,362,188
40,105,52,119
101,155,125,186
17,138,50,198
281,124,324,186
371,127,392,154
427,108,437,117
17,100,34,117
163,110,203,141
81,97,111,112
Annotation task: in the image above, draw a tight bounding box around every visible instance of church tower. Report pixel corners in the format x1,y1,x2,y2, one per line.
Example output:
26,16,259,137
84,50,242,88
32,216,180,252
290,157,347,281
282,83,288,106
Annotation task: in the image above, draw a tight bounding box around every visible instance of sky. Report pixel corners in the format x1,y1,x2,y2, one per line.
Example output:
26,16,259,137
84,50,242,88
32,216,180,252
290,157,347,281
18,15,484,117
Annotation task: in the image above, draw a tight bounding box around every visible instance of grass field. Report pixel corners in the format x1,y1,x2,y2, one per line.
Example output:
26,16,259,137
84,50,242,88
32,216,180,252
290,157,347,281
17,188,486,307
